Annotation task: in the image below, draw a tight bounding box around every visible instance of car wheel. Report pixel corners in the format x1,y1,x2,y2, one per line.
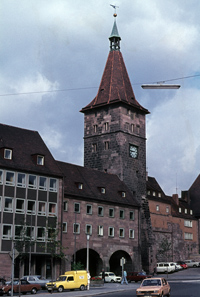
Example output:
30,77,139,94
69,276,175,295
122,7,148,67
160,292,164,297
111,279,115,283
193,265,197,267
7,290,11,296
79,285,85,291
167,290,171,297
31,288,37,294
57,286,64,293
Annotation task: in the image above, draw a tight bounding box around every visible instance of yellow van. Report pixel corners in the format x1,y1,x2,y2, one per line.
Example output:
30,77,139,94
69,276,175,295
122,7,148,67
46,270,88,292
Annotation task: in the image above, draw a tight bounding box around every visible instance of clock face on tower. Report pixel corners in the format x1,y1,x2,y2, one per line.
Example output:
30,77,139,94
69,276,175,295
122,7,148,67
129,144,138,159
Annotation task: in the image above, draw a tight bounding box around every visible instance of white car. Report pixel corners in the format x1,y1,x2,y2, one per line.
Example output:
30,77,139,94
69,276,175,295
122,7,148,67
22,275,49,289
99,272,121,283
184,260,200,268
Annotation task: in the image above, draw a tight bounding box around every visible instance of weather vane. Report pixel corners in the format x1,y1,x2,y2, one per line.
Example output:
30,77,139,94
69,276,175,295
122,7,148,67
110,4,119,17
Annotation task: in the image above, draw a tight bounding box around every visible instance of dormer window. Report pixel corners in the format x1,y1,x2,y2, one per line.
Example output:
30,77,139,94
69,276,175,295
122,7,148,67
4,149,12,160
122,191,126,198
37,155,44,166
101,187,106,194
78,183,83,190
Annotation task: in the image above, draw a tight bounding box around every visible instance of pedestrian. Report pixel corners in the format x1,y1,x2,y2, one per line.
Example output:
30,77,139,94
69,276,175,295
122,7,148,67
102,269,105,283
121,270,128,285
153,267,157,276
87,270,91,290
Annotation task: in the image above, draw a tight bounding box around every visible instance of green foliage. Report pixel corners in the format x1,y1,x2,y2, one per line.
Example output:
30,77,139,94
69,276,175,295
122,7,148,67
71,261,85,271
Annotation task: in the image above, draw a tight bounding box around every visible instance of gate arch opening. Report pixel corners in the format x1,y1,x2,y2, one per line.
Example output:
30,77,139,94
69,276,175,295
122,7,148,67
109,250,132,275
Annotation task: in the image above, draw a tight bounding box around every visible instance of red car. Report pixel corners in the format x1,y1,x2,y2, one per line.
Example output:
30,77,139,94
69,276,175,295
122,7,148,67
0,279,41,296
127,272,152,283
176,261,188,269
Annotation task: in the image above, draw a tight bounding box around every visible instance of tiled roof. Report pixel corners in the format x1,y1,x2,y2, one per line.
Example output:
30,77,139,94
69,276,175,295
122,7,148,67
146,176,165,195
0,123,62,177
57,161,140,207
80,50,149,114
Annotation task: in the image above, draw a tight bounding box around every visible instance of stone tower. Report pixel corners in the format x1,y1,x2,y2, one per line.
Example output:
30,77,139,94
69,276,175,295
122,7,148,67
80,14,149,203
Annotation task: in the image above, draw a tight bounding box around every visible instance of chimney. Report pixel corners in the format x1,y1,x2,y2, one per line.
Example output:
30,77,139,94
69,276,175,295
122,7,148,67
172,194,179,205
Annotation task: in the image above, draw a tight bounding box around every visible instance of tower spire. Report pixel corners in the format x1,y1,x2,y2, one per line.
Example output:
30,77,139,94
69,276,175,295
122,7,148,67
109,5,121,51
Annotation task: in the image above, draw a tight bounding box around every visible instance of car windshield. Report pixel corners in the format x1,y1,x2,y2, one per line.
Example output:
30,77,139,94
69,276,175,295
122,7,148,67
142,279,161,286
57,276,67,281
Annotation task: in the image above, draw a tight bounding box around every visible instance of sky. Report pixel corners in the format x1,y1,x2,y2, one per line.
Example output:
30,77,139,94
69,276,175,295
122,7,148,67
1,0,200,196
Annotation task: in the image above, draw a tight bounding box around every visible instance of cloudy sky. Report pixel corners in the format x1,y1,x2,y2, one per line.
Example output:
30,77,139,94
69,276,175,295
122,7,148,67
1,0,200,196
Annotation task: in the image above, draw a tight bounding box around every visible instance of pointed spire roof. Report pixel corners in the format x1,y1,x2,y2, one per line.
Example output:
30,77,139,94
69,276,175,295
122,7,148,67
80,14,149,114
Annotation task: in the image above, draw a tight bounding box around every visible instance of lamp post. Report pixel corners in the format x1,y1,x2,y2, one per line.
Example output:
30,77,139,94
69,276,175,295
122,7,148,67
86,234,90,272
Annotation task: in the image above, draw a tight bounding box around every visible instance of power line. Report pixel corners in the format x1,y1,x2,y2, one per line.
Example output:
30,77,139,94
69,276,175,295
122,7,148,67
0,74,200,97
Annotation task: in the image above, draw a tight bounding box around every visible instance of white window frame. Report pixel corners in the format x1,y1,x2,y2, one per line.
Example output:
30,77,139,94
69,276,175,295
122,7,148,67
108,227,114,237
166,206,169,213
5,171,15,186
37,227,45,241
2,224,12,239
17,173,26,187
185,209,188,214
0,196,2,211
49,178,57,192
74,202,80,213
49,203,57,216
156,205,159,211
130,211,134,220
4,149,12,160
86,224,92,235
122,191,126,198
15,225,24,239
26,226,35,240
109,208,114,218
119,209,124,219
64,201,68,211
86,204,92,215
63,222,67,233
78,183,83,190
37,155,44,166
16,198,25,213
39,176,47,190
129,229,135,239
98,206,104,217
4,197,13,212
184,220,193,228
73,223,80,234
38,201,46,216
190,210,193,215
98,225,103,236
27,200,36,214
184,232,193,240
28,175,37,189
119,228,125,238
179,207,181,213
0,170,3,184
101,187,106,194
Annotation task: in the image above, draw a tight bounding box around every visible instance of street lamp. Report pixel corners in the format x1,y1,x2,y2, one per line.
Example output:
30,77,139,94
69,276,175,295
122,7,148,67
86,234,90,272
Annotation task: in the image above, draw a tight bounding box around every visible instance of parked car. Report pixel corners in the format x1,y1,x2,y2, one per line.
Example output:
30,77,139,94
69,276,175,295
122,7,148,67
0,279,41,295
171,262,182,271
22,275,49,289
184,260,200,268
127,272,152,283
176,261,188,269
99,272,121,283
157,262,176,273
136,277,171,297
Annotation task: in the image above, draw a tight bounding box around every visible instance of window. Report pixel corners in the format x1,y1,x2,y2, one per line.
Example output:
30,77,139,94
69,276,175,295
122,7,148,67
190,210,193,215
109,208,114,217
0,196,1,211
131,124,135,133
49,203,56,216
179,207,181,213
129,229,134,238
153,191,156,196
37,227,45,241
86,224,92,235
47,228,56,240
37,155,44,165
78,183,83,190
16,199,25,213
156,205,159,211
26,226,35,239
86,204,92,215
119,228,124,238
147,190,151,195
2,225,12,239
4,197,13,212
28,175,37,188
49,178,57,192
98,206,104,216
92,143,97,153
74,202,80,213
130,211,134,220
39,176,47,190
0,170,3,184
98,225,103,236
184,220,193,228
185,209,188,214
64,201,68,211
38,201,46,215
136,125,140,134
73,223,80,234
63,222,67,233
104,122,109,131
93,125,97,133
108,227,114,237
6,171,15,186
104,141,109,150
158,192,161,197
17,173,26,187
166,206,169,213
4,149,12,160
184,232,193,240
27,200,36,214
119,210,124,219
122,191,126,198
15,225,24,239
101,187,106,194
